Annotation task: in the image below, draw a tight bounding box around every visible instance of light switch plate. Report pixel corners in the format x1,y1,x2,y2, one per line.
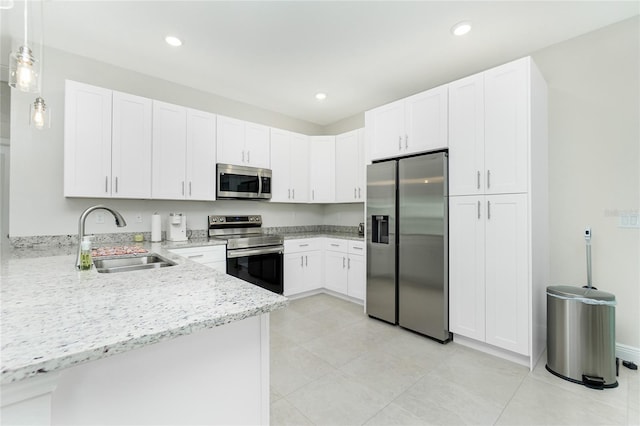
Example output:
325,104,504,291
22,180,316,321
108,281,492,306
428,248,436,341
619,213,640,228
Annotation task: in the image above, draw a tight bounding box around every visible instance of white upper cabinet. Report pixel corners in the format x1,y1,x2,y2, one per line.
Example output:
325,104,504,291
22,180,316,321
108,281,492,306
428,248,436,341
309,136,335,203
270,128,309,203
111,91,152,199
186,108,217,201
484,59,529,195
366,85,448,162
448,73,485,196
449,58,529,196
335,129,365,202
64,80,113,197
217,115,270,169
152,101,187,200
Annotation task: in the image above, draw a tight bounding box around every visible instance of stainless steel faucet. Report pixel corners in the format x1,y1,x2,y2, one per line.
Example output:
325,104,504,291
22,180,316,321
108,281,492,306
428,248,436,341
76,205,127,269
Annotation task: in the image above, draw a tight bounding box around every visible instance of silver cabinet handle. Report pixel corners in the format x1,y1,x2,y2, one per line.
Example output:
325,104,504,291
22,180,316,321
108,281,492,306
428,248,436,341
189,181,192,196
358,187,361,198
477,171,481,190
477,200,481,220
405,134,408,149
487,170,491,189
105,176,109,193
354,188,357,199
487,200,491,220
353,246,363,251
242,150,245,163
348,258,351,269
182,181,185,196
300,255,303,267
247,150,250,163
115,176,118,193
330,243,340,247
292,188,295,199
398,136,402,150
343,257,346,268
299,243,309,247
305,255,308,266
288,189,291,199
312,189,315,200
188,254,204,259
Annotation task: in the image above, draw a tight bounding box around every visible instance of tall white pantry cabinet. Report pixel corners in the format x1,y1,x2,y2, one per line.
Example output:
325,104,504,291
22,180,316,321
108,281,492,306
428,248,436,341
448,57,548,369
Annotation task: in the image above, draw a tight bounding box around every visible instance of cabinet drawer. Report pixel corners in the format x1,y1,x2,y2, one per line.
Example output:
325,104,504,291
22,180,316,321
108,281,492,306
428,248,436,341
324,238,348,252
348,241,365,255
284,238,322,253
169,245,226,263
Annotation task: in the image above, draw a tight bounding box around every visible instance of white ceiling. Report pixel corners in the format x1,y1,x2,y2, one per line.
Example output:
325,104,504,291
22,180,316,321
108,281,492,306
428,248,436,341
2,1,638,126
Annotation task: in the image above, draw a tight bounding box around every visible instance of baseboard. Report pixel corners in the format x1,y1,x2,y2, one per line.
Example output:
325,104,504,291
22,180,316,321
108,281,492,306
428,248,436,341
453,335,530,369
616,343,640,363
285,288,364,306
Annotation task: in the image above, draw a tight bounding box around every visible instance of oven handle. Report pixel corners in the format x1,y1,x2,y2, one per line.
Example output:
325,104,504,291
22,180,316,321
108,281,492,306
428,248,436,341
227,246,284,258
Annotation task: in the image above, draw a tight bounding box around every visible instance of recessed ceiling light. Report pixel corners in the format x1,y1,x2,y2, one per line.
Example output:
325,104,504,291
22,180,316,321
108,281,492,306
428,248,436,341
315,92,327,101
165,36,182,47
451,21,472,36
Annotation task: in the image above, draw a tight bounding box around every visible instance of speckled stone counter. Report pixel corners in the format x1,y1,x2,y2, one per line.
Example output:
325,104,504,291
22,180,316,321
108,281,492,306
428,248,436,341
280,231,365,241
0,242,287,385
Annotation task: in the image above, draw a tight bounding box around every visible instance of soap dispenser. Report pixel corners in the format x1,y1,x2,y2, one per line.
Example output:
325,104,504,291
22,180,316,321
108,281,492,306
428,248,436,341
79,236,93,270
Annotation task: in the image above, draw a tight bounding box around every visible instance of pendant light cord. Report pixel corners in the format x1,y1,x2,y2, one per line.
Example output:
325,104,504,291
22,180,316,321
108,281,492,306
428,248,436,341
39,0,44,92
23,0,28,44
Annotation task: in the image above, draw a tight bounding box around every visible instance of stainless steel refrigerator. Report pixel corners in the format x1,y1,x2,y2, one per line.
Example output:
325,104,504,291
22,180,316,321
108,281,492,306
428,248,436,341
366,152,451,342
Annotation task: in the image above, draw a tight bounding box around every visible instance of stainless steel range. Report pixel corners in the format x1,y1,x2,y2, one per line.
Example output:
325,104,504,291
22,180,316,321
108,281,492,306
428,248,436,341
209,215,284,294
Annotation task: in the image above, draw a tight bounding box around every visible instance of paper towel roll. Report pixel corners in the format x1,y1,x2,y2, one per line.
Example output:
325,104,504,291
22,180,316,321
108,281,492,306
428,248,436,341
151,213,162,242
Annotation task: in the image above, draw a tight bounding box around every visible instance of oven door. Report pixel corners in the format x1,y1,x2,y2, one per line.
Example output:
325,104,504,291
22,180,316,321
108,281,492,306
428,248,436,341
217,163,272,200
226,246,283,294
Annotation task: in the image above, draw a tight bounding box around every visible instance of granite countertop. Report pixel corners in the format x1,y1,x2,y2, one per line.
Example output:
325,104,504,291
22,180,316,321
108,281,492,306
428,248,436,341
279,231,365,241
0,241,287,385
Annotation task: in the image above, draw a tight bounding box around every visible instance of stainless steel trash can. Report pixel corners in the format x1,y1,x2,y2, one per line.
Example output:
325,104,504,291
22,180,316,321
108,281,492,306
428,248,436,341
546,285,617,389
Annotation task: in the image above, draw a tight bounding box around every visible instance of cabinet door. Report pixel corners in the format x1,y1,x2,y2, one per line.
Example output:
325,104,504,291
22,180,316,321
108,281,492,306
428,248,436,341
484,58,528,194
335,130,359,202
244,122,270,168
283,253,304,296
367,99,404,161
449,195,486,341
304,251,324,292
216,115,245,166
186,109,216,201
309,136,335,203
448,74,485,196
484,193,529,355
111,91,152,199
64,80,112,197
347,254,365,300
152,101,187,199
404,85,448,154
269,128,292,202
289,133,309,203
324,250,348,294
356,129,365,201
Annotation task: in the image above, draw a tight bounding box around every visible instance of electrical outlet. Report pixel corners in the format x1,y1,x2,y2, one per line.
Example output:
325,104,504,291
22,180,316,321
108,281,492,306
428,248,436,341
95,212,105,224
136,213,143,223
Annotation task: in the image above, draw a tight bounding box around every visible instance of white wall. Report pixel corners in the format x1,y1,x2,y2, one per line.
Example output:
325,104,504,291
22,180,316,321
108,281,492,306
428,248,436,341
531,17,639,349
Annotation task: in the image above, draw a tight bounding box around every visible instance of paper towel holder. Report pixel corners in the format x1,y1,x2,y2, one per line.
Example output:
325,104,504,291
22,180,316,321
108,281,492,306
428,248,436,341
151,212,162,242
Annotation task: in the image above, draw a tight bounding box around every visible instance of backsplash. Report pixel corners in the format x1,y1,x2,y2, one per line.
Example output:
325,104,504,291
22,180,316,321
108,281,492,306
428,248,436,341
9,225,359,248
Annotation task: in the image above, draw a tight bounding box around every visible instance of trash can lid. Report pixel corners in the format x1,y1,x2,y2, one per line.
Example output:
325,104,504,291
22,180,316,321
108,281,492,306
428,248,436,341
547,285,615,302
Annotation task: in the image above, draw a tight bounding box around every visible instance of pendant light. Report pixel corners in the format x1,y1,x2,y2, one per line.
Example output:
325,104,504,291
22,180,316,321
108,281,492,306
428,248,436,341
8,0,40,93
30,0,50,129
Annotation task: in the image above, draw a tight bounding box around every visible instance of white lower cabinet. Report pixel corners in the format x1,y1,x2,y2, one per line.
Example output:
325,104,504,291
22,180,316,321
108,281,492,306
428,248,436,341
168,245,227,273
449,193,529,356
283,239,323,296
322,239,365,301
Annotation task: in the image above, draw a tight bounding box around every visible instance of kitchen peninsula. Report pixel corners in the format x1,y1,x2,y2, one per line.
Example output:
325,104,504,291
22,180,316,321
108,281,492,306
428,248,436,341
0,242,287,425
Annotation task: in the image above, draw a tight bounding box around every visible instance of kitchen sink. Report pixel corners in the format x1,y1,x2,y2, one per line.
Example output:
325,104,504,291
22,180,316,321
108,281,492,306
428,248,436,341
94,253,177,274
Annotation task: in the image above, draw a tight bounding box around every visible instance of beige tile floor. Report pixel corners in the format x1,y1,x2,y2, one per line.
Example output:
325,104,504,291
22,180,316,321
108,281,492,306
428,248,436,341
270,294,639,426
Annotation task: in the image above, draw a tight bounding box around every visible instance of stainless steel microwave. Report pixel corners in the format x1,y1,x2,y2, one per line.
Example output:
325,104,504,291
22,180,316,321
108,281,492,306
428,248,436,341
216,163,272,200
